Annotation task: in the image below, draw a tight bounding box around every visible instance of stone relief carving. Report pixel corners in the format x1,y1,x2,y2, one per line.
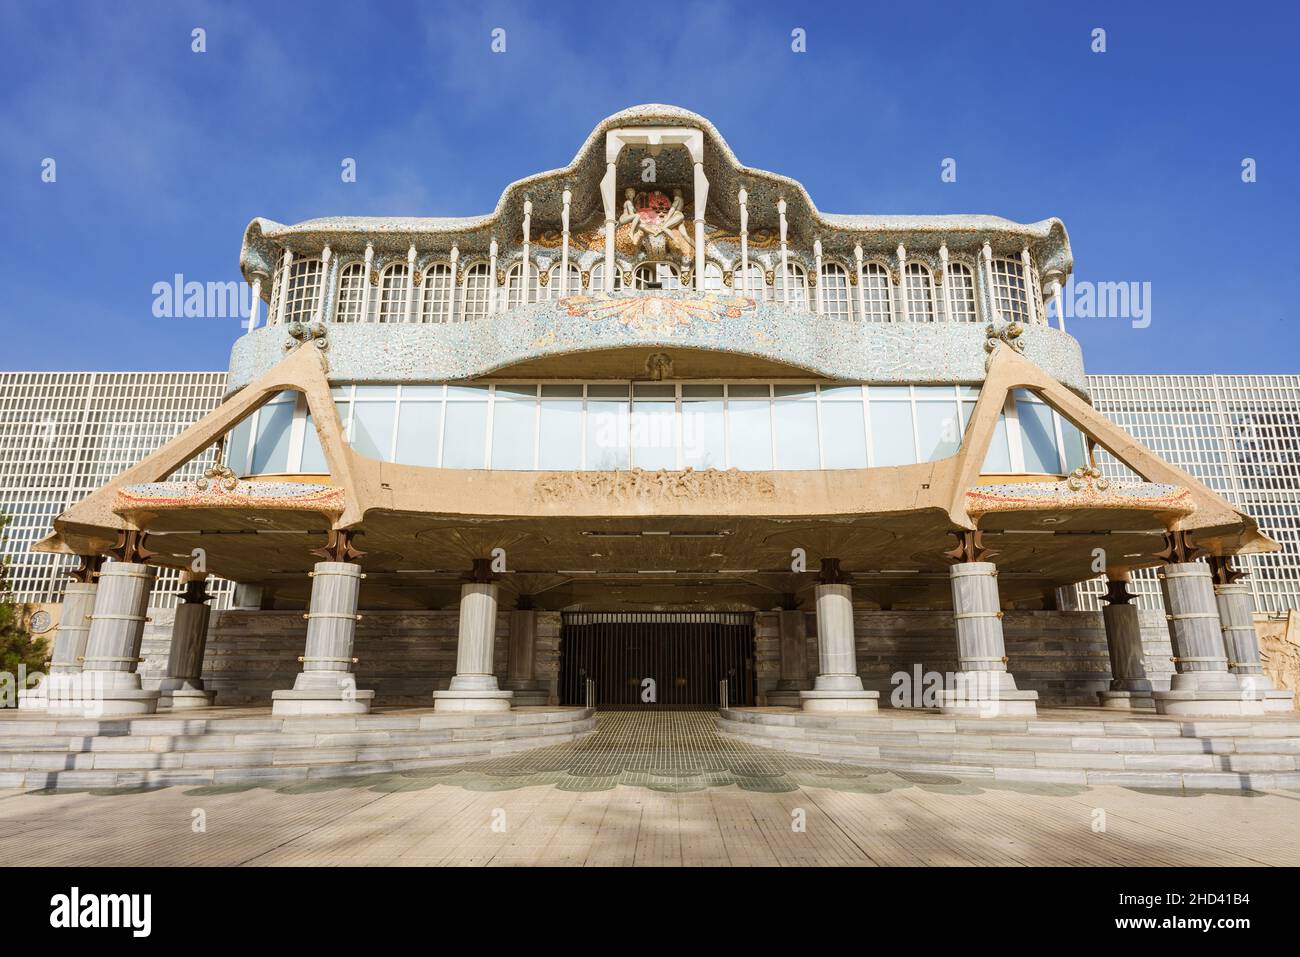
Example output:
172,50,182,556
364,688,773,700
535,467,776,502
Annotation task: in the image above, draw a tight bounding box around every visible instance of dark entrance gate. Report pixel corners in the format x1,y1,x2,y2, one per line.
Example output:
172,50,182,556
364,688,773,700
560,612,756,708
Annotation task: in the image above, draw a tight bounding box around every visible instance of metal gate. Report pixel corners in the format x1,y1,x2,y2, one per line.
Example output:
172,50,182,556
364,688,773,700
559,612,755,709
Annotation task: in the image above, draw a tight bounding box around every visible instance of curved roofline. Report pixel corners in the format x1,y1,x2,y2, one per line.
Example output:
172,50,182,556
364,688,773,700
240,104,1072,284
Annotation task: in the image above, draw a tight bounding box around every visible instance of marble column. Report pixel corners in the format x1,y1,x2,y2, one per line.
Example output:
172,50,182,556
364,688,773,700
21,578,98,712
505,598,548,706
80,561,161,716
434,564,513,712
940,561,1038,716
800,561,877,712
158,576,217,709
1097,577,1154,710
1214,577,1294,713
271,561,374,716
1153,561,1262,716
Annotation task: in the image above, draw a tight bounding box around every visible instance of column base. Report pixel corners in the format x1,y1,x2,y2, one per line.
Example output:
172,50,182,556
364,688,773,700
504,687,551,707
1152,690,1265,717
766,690,804,708
799,689,879,713
83,688,162,717
433,689,514,712
271,688,374,716
1098,690,1156,711
161,688,218,710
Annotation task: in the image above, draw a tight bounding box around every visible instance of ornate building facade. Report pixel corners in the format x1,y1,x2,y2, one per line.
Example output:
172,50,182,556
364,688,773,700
18,106,1296,729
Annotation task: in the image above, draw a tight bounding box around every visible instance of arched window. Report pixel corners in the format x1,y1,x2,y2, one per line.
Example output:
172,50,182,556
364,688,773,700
504,260,541,310
633,263,682,289
545,262,582,299
283,258,323,325
376,262,408,323
946,262,978,321
420,263,454,323
702,262,725,292
334,262,367,323
777,262,808,308
733,263,769,301
590,261,622,292
461,262,492,321
991,258,1030,323
861,262,892,322
904,263,936,322
820,262,852,320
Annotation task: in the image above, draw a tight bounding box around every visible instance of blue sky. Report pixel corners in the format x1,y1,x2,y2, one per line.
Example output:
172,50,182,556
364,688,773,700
1,0,1296,374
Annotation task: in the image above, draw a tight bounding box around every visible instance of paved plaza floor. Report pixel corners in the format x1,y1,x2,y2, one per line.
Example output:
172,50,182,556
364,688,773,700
4,711,1299,866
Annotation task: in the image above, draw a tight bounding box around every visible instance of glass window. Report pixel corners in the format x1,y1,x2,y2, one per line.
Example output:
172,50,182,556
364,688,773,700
819,386,867,469
991,258,1029,324
376,264,408,323
421,263,454,323
820,263,852,321
1059,415,1089,472
251,393,296,473
983,415,1013,472
538,395,583,469
947,263,978,321
915,391,962,461
728,397,773,470
1016,391,1059,472
870,388,915,466
226,415,253,475
395,398,442,467
461,263,492,321
352,399,395,461
442,388,489,468
773,386,819,469
490,386,537,469
777,263,808,308
702,263,724,292
585,394,629,470
905,263,935,322
733,264,769,301
681,394,725,469
589,261,622,292
300,413,327,472
283,259,322,325
335,262,367,323
862,263,892,322
632,397,677,470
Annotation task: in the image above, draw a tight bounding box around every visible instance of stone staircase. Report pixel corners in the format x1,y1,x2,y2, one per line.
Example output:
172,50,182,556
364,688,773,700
719,707,1300,790
0,707,594,791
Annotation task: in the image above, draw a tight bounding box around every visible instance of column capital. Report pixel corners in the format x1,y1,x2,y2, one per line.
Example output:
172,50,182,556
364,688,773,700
107,528,154,565
1208,554,1247,585
1101,577,1136,605
311,528,365,563
943,529,997,564
1156,529,1207,565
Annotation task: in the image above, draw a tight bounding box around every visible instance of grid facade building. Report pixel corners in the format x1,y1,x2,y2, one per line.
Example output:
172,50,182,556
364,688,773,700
1,371,1297,614
0,372,232,608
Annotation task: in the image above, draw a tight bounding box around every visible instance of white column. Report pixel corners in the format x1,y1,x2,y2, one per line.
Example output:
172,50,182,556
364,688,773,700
1097,577,1155,710
854,243,865,321
24,578,98,713
313,244,332,324
403,244,417,322
813,239,824,315
447,244,459,323
358,243,374,323
738,187,749,297
601,145,618,291
488,238,499,314
799,577,877,712
433,579,514,712
1051,279,1067,333
777,198,789,306
982,241,999,322
1153,562,1260,716
274,248,293,325
80,561,160,716
896,244,909,323
247,276,263,331
560,189,571,298
1021,245,1038,324
937,243,950,321
158,575,216,709
940,561,1038,716
1215,579,1293,712
272,561,374,715
692,156,708,292
521,198,532,305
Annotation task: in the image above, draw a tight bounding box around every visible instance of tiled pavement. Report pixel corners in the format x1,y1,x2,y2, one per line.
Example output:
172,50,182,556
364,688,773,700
4,710,1299,866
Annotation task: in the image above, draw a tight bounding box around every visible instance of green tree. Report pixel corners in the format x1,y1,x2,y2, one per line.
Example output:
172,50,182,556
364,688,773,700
0,515,48,702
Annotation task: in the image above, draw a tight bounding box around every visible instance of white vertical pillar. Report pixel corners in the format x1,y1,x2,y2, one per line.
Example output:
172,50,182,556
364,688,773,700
799,576,877,712
738,187,749,297
274,248,293,325
433,580,514,712
158,575,216,709
359,243,374,323
521,199,532,305
247,276,263,331
854,243,865,321
560,189,572,298
1097,577,1155,710
80,561,160,716
488,238,499,314
447,244,459,323
938,243,950,322
896,243,909,323
1051,279,1067,333
28,578,99,713
313,244,332,324
813,238,824,315
692,157,708,292
1021,246,1038,324
940,561,1038,716
1214,579,1293,711
403,244,417,322
777,198,789,306
601,144,618,292
982,241,999,322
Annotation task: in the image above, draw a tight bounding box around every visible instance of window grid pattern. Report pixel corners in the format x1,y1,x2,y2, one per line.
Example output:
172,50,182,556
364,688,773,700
505,261,541,309
733,264,769,301
376,264,408,323
0,372,232,608
283,258,323,325
545,264,583,300
1077,374,1300,613
946,263,978,322
420,263,454,322
990,258,1029,323
820,263,852,321
861,263,892,322
334,262,367,323
905,263,936,322
461,263,492,320
589,262,622,292
777,263,808,308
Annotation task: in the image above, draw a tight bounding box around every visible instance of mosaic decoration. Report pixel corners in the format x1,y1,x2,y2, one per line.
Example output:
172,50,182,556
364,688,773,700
115,481,346,515
964,481,1193,518
559,291,754,334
